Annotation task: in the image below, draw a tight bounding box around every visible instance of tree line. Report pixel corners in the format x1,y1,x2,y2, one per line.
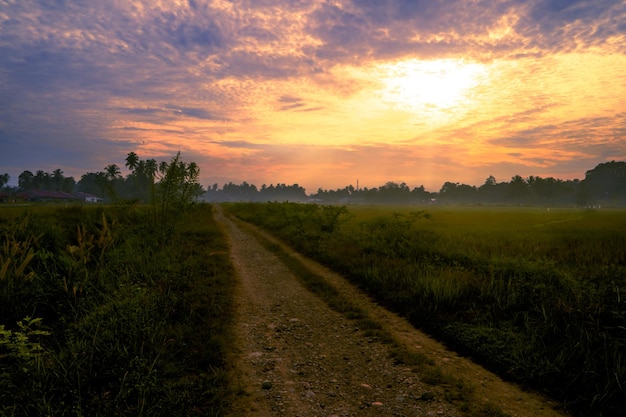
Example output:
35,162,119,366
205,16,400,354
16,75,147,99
2,159,626,207
0,152,204,205
206,161,626,206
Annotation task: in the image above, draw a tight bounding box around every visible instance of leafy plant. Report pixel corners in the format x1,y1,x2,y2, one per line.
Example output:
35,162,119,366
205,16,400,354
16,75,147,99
152,152,204,241
0,317,50,414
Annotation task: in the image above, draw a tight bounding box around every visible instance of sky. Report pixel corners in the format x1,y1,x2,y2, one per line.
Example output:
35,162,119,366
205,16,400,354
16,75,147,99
1,0,625,193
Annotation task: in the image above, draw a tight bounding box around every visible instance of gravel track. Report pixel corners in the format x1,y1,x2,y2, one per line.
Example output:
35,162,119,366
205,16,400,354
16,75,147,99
215,207,569,417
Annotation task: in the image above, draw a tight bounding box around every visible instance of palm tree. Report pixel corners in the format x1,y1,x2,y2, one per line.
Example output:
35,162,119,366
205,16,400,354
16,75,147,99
103,165,121,202
125,152,139,172
145,159,157,182
132,159,147,200
34,170,50,190
52,169,64,191
104,164,121,180
94,172,109,198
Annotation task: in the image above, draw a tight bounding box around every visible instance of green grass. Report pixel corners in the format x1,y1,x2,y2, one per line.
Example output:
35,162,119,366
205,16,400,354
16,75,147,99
0,204,236,416
224,202,626,417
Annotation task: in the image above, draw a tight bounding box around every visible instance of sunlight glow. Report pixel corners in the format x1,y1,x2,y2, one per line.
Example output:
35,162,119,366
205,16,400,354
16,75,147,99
377,59,489,117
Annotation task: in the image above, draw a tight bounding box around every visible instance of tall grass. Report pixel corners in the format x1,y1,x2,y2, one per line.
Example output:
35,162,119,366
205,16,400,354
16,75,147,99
225,202,626,416
0,204,235,416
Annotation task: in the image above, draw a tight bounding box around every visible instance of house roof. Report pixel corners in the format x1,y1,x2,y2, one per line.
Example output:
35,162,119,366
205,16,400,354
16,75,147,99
19,190,76,199
14,190,103,201
74,192,101,199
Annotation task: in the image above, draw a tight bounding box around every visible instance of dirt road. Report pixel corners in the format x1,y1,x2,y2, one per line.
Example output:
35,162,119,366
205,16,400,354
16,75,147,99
216,208,569,417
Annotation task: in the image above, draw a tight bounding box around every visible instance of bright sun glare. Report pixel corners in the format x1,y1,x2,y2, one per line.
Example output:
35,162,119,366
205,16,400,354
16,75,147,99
378,59,489,116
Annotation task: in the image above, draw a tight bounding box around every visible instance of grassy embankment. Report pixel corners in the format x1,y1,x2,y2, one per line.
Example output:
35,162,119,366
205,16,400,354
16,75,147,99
224,202,626,417
0,203,235,416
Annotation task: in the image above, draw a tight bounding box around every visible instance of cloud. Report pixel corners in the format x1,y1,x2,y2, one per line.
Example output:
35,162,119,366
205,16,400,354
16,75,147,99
120,105,219,120
484,114,626,171
1,0,624,191
274,95,324,112
301,0,626,63
515,0,626,53
157,12,223,51
214,140,269,150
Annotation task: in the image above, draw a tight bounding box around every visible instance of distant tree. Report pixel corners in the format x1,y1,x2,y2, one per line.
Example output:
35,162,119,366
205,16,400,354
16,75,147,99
18,171,34,190
145,159,157,187
411,185,431,202
527,176,567,205
77,172,106,197
439,181,458,196
478,175,502,202
62,176,76,193
508,175,530,203
34,170,50,190
144,159,157,178
52,169,64,191
439,182,477,201
125,151,139,172
379,181,411,202
582,160,626,205
257,183,306,201
285,183,307,200
120,153,161,202
104,164,121,180
484,175,497,187
0,173,9,190
226,181,258,201
102,165,122,201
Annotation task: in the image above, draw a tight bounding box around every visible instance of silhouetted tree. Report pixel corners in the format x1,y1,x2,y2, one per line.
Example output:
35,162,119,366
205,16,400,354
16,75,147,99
62,176,76,193
0,173,9,190
125,152,139,172
478,175,503,202
34,170,50,190
104,164,121,180
528,176,564,205
411,185,431,202
508,175,530,203
378,181,411,202
52,169,64,191
18,171,34,190
439,182,477,202
582,161,626,205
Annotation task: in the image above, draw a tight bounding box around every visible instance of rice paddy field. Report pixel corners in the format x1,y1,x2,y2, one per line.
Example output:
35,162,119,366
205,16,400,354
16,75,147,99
225,202,626,417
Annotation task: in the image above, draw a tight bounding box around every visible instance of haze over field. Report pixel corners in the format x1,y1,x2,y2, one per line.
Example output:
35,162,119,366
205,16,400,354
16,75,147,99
1,0,625,192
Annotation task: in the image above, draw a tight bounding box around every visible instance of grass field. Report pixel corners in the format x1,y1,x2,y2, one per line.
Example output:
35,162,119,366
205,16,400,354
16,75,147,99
224,202,626,417
0,204,235,416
